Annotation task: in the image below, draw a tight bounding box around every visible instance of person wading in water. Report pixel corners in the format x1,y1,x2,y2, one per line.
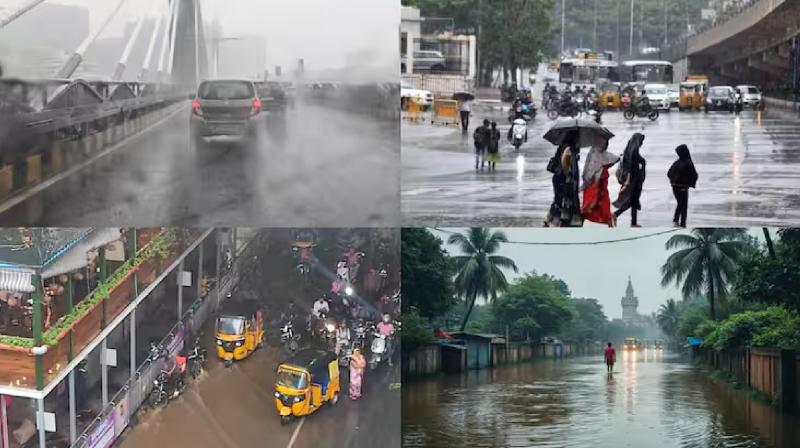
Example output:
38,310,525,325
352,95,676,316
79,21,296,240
604,342,616,373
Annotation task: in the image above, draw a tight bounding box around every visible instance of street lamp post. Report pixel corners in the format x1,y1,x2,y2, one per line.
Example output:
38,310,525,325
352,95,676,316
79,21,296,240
561,0,566,56
629,0,635,57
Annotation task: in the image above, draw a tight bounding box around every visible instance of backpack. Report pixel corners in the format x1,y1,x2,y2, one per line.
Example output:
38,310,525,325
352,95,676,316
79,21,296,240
473,127,486,147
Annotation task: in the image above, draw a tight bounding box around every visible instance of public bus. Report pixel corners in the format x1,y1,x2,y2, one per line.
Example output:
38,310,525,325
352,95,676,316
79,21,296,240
620,60,674,85
558,50,619,91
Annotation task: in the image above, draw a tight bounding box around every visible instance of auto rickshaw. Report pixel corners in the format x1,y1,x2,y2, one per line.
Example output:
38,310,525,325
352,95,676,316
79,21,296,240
274,349,340,424
679,76,708,111
597,81,621,110
215,300,264,366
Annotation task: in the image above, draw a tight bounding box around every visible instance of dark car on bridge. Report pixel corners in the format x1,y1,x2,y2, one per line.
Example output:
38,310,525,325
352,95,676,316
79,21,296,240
704,86,735,113
254,81,289,111
190,80,262,146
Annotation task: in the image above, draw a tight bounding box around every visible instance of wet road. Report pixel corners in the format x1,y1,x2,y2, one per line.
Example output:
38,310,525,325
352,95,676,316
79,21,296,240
402,350,800,448
117,229,401,448
402,107,800,227
0,102,399,227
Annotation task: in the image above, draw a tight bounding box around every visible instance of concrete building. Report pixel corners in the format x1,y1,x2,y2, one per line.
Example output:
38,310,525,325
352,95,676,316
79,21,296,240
621,277,639,323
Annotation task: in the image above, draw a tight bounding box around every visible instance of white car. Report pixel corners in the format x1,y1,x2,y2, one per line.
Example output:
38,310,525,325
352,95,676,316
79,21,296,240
667,84,680,108
736,85,762,109
401,81,434,110
644,83,671,109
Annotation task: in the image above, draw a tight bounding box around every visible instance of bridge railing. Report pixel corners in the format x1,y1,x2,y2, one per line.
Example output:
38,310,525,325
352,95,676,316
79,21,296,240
0,78,192,200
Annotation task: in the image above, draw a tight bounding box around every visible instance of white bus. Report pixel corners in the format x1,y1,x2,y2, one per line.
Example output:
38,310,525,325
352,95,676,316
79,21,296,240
558,51,619,91
620,60,674,85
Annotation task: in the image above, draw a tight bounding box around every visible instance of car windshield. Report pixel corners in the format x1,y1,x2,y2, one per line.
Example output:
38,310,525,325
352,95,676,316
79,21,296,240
199,81,254,100
647,87,667,94
746,87,759,94
217,316,244,334
624,338,636,345
276,368,307,389
710,87,731,97
401,82,412,89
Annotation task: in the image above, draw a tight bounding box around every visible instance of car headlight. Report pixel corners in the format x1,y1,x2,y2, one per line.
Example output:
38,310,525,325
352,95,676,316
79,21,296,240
706,98,712,104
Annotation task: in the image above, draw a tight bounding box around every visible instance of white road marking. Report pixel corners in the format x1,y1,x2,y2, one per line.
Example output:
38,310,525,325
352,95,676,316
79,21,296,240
0,104,186,214
286,416,305,448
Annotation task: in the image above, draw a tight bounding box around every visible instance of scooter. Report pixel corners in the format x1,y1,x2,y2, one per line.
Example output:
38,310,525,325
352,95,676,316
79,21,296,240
280,321,300,354
369,333,387,370
508,118,528,152
353,320,368,350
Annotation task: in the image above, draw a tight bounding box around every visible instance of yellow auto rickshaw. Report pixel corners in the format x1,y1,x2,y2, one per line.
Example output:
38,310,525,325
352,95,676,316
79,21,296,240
679,76,708,111
274,349,340,424
597,82,621,110
215,301,264,366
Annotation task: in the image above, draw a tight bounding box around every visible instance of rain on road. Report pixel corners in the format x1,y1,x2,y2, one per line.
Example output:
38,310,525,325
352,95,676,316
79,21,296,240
117,228,401,448
402,351,800,448
0,102,399,227
402,107,800,228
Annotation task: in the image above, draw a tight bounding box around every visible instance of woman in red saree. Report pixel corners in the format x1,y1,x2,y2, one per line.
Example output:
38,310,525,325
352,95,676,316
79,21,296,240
581,140,619,227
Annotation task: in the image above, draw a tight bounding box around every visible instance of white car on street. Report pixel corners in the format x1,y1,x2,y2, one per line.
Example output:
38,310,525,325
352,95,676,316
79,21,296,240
644,83,671,110
401,81,434,110
736,85,762,109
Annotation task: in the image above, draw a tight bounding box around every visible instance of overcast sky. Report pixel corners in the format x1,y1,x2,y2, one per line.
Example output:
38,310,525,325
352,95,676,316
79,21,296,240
49,0,398,75
432,228,764,320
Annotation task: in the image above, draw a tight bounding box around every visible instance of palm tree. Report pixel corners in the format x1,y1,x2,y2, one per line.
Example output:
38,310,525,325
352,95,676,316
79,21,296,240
448,228,518,331
656,299,680,341
660,229,748,321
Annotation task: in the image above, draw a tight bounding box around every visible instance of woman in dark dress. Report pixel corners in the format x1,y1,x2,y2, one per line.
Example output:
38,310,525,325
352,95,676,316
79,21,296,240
667,144,698,227
613,133,646,227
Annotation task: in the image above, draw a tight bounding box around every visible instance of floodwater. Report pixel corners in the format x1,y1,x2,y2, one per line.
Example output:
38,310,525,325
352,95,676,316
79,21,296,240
402,351,800,447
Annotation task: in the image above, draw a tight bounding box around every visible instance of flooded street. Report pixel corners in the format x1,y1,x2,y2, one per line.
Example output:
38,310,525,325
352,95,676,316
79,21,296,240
402,351,800,448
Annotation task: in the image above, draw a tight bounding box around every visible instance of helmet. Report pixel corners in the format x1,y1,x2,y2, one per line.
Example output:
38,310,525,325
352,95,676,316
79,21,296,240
382,314,391,323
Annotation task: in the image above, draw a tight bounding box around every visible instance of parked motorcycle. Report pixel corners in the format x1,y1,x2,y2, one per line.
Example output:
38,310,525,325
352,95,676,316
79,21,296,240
187,338,207,379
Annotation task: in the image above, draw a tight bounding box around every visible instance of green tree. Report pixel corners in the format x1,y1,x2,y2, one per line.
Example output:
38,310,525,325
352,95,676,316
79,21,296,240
656,298,680,341
562,297,607,343
660,229,748,321
401,228,456,318
491,272,575,341
448,228,518,331
735,229,800,312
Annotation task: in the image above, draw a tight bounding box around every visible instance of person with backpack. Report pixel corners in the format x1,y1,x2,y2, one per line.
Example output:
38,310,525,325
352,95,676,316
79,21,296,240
485,122,501,171
473,119,490,170
667,144,698,228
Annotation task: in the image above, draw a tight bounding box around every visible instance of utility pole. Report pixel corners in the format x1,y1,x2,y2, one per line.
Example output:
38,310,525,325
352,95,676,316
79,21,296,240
629,0,635,57
663,0,668,47
561,0,566,56
793,35,798,113
593,0,598,50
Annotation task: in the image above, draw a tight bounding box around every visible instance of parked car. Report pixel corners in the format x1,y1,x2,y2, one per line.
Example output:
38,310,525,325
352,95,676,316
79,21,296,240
644,83,671,110
705,86,735,113
401,81,434,110
190,80,261,146
667,84,680,109
736,84,762,109
403,50,446,72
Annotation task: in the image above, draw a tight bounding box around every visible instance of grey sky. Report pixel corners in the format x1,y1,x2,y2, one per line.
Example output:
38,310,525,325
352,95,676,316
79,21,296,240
433,228,765,320
49,0,398,75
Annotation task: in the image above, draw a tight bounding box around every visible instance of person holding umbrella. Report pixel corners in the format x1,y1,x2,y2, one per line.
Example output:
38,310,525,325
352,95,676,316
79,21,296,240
454,92,475,133
543,118,614,227
613,133,647,227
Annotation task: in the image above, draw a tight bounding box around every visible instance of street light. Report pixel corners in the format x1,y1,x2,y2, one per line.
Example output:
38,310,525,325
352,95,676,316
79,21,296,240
630,0,635,56
561,0,566,56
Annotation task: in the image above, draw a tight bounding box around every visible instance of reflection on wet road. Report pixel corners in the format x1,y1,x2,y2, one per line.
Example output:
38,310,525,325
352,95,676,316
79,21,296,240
402,351,800,447
402,108,800,227
0,102,399,227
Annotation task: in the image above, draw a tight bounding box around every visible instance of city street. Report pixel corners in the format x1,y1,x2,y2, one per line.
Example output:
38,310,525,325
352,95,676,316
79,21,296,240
0,102,399,227
403,351,800,448
116,228,401,448
402,107,800,227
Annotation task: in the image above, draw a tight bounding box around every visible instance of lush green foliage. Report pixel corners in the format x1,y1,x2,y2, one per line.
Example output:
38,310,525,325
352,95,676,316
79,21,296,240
448,228,518,331
561,298,607,343
656,298,680,340
660,229,748,320
703,307,800,351
401,228,456,318
734,229,800,312
402,310,435,351
490,272,575,341
0,335,35,348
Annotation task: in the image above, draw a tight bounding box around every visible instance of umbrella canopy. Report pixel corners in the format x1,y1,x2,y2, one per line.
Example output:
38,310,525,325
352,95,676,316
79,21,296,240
452,91,475,102
543,118,614,148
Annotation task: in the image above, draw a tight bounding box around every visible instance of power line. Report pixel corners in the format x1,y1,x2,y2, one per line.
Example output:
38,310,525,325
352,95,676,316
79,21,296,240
431,228,683,246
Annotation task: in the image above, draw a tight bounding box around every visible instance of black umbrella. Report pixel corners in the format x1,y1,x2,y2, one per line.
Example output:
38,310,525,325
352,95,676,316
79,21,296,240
452,91,475,102
542,117,614,148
